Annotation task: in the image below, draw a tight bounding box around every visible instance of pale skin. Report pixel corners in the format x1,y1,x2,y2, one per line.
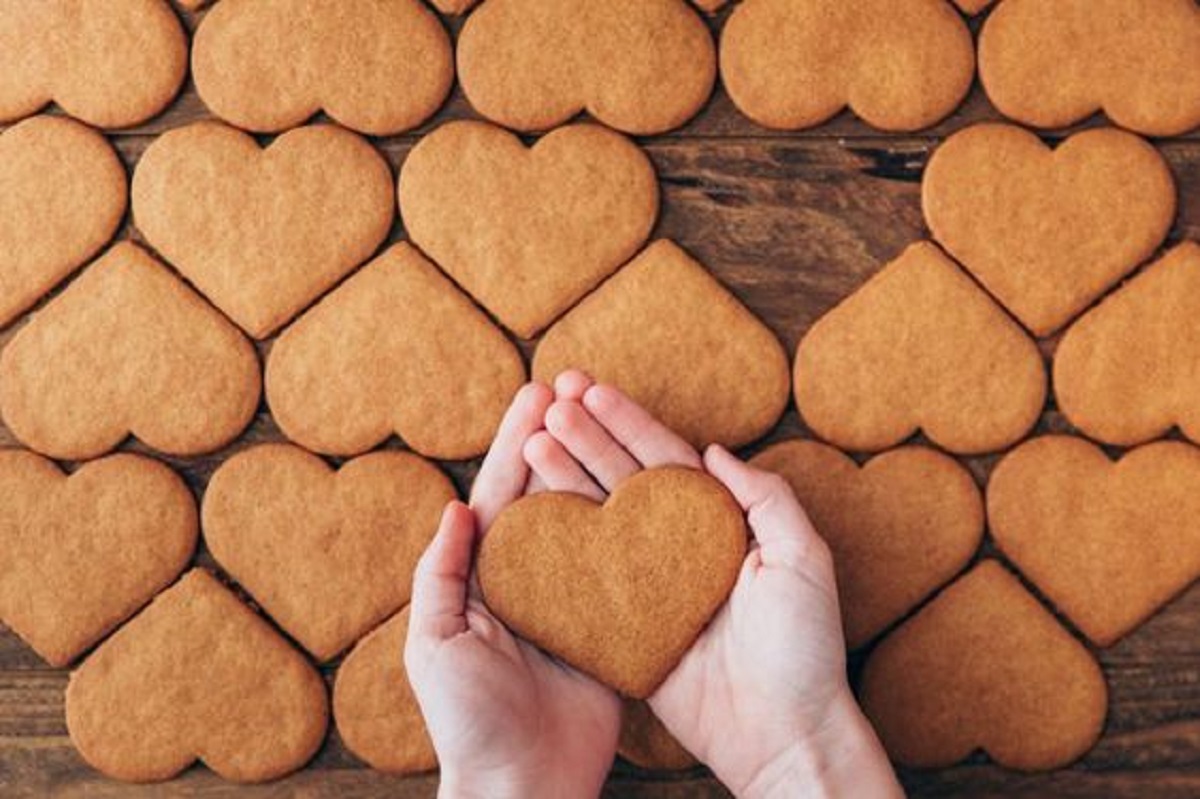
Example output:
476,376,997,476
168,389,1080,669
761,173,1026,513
405,372,904,799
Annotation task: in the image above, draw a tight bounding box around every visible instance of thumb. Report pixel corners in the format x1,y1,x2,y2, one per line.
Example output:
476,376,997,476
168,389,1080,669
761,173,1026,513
409,500,477,645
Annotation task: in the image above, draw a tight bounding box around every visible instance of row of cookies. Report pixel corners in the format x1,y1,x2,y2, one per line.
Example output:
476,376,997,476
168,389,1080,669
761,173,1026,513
3,0,1196,137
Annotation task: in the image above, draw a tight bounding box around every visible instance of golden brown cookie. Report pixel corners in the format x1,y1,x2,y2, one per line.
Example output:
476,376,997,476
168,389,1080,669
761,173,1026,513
457,0,716,135
793,242,1045,454
751,440,982,648
989,436,1200,647
1054,242,1200,447
533,240,790,449
479,467,746,698
333,607,436,774
192,0,453,135
399,120,658,338
132,121,395,339
951,0,994,11
618,699,697,771
66,569,328,783
721,0,974,132
923,124,1176,337
203,444,455,661
0,242,260,460
0,451,196,667
0,0,187,128
429,0,477,12
0,115,126,328
266,242,526,460
860,560,1107,771
979,0,1200,137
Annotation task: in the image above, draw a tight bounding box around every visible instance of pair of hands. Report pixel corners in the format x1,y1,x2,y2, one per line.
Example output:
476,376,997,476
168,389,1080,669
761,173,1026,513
404,372,902,798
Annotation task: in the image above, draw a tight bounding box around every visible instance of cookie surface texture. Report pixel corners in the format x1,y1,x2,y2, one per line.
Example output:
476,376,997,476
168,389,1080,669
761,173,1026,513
399,120,658,338
860,561,1107,771
533,240,790,449
457,0,716,135
793,241,1045,454
133,121,395,339
0,242,261,460
192,0,453,135
478,467,746,698
65,569,329,783
266,242,526,460
720,0,974,131
0,451,196,667
751,440,982,648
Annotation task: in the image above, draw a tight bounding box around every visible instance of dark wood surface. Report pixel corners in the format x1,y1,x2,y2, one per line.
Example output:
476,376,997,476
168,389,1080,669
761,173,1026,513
2,2,1200,796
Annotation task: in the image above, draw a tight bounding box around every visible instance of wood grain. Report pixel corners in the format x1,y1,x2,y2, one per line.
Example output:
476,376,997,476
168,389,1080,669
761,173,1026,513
2,1,1199,796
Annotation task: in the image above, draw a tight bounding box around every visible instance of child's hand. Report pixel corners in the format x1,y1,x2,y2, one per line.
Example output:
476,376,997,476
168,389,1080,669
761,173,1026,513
404,383,621,799
531,372,903,799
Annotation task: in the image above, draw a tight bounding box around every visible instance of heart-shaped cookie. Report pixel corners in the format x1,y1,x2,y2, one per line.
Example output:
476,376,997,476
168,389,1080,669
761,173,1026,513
457,0,716,135
132,121,394,339
0,242,261,460
533,240,790,449
203,444,455,661
989,436,1200,647
721,0,974,131
0,0,186,128
979,0,1200,137
0,450,196,667
860,560,1107,771
192,0,452,135
66,569,328,783
751,440,982,648
0,116,126,328
924,124,1176,337
478,467,746,698
619,699,697,771
793,242,1046,454
266,243,526,460
1054,242,1200,447
333,607,436,774
399,121,658,338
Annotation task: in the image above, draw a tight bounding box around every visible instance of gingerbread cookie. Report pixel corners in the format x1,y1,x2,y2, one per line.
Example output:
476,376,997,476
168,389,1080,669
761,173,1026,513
989,436,1200,646
923,124,1176,337
399,120,658,338
479,467,746,698
192,0,453,135
333,607,436,774
132,121,394,339
751,440,982,648
793,242,1045,454
0,115,126,328
533,240,789,449
203,444,455,661
66,569,328,783
1054,242,1200,447
618,699,697,771
0,451,195,667
860,561,1107,771
0,0,186,128
457,0,716,135
266,243,526,460
721,0,974,131
952,0,994,11
979,0,1200,137
0,242,260,460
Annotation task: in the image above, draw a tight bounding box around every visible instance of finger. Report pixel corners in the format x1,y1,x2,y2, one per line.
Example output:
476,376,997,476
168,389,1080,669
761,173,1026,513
582,384,701,469
703,444,824,571
470,381,553,531
523,430,606,501
545,400,641,492
409,501,477,644
554,369,594,402
527,471,548,494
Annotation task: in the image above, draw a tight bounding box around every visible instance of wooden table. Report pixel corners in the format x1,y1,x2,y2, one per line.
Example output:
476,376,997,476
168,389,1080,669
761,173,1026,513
3,5,1199,797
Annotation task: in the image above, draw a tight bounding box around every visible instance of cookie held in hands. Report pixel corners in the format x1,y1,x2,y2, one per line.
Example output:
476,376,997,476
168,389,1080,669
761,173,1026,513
478,467,746,699
66,569,328,783
860,561,1107,771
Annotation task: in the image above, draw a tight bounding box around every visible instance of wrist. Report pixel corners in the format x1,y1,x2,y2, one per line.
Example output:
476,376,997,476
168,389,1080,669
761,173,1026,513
438,769,531,799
